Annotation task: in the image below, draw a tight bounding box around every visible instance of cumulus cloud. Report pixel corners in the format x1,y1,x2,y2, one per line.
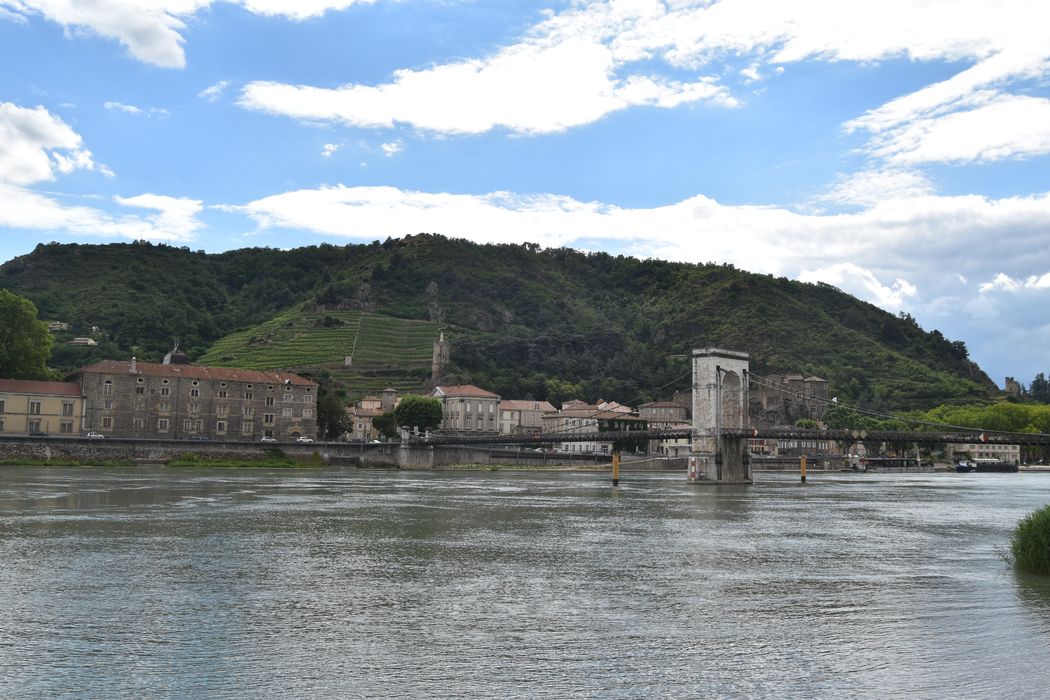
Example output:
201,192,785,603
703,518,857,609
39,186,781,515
379,141,402,157
0,102,104,185
0,102,202,241
321,143,340,157
979,272,1050,293
799,263,917,310
0,1,376,68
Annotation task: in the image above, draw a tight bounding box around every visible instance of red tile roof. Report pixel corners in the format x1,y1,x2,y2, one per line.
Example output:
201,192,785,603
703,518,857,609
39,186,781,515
433,384,500,399
639,401,684,408
0,379,83,396
72,360,316,386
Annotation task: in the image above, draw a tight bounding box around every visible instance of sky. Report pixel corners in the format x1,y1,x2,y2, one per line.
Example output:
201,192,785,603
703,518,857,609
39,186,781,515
1,1,1049,388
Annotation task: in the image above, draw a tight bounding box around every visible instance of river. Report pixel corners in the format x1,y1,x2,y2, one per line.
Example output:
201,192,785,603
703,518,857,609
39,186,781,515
1,467,1048,698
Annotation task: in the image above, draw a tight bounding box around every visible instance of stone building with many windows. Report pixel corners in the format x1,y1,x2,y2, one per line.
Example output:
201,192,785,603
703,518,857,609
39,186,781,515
69,359,317,441
0,379,85,436
433,384,500,433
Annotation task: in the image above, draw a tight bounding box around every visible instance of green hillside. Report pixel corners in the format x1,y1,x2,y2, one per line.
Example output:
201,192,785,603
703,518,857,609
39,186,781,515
197,309,440,400
0,236,996,410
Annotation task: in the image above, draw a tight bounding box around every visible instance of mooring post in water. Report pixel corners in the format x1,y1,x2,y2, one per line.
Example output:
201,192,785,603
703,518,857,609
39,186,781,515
612,451,620,487
800,455,807,483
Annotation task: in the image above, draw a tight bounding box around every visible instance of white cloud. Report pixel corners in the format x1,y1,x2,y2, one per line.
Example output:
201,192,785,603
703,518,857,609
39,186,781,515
0,101,200,241
0,1,376,68
233,0,1050,144
379,141,402,157
104,101,169,117
198,80,232,101
321,143,340,157
979,271,1050,293
0,102,103,185
0,183,203,241
799,263,917,310
239,36,735,134
815,168,935,208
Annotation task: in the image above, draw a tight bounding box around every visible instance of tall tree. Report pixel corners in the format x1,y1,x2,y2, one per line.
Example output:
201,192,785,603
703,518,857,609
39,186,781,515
394,395,443,432
0,289,54,380
316,391,350,440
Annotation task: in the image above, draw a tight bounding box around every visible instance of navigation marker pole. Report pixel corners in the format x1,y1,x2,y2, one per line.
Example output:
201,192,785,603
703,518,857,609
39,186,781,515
612,451,620,487
800,455,807,484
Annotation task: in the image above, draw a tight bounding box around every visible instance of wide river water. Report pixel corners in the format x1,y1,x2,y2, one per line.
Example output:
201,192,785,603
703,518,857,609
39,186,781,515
1,467,1049,698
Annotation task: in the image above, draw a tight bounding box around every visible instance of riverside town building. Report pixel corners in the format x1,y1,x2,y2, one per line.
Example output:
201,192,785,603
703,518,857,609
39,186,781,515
67,358,318,441
0,379,85,436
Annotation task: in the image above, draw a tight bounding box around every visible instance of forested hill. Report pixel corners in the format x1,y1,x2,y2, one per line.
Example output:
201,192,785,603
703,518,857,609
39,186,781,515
0,236,994,409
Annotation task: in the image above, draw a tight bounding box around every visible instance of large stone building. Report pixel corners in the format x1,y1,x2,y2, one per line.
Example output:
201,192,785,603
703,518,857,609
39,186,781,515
433,384,500,433
541,405,647,454
749,373,829,428
498,399,556,434
69,359,318,441
0,380,85,436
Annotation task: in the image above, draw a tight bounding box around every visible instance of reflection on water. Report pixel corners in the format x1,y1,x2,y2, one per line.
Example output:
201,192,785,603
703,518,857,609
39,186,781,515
1,468,1049,698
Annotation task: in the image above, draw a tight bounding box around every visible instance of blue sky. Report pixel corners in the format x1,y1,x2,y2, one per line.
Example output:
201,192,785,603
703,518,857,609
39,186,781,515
2,1,1049,387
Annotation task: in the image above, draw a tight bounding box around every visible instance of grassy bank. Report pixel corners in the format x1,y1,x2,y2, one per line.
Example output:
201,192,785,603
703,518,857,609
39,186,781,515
1012,504,1050,575
166,449,327,469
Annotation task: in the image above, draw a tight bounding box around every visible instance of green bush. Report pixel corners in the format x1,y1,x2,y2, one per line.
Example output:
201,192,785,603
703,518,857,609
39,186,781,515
1011,504,1050,575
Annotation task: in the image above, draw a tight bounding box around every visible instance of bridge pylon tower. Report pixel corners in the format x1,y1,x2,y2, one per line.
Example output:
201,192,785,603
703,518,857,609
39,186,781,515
689,347,752,484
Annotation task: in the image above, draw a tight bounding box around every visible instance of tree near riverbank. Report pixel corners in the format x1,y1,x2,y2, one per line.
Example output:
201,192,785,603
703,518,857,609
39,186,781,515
0,289,55,380
394,395,443,432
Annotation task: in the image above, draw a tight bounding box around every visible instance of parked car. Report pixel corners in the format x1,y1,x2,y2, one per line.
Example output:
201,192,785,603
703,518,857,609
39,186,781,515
259,436,277,443
86,432,105,439
296,436,315,443
189,434,209,441
29,430,48,437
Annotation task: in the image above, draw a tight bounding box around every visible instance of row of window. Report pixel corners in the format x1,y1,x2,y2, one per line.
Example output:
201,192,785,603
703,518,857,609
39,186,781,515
0,400,77,416
105,380,313,401
0,419,76,433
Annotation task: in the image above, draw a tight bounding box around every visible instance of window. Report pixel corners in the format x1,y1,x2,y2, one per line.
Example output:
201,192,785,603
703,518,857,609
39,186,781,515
218,390,228,399
465,417,472,428
135,400,145,411
244,391,254,400
104,400,113,409
303,393,314,403
158,402,170,412
284,393,294,402
183,419,193,431
160,387,170,396
137,378,144,384
282,407,293,417
103,381,113,396
302,408,313,419
194,420,203,432
158,418,169,431
190,388,200,398
217,405,228,417
264,413,275,425
133,418,144,429
242,422,254,434
190,403,200,414
29,401,41,415
266,396,275,406
136,386,145,395
29,419,41,433
465,402,472,413
0,399,4,413
62,402,74,416
243,406,253,417
0,418,4,431
102,416,113,428
60,422,73,434
216,421,227,433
